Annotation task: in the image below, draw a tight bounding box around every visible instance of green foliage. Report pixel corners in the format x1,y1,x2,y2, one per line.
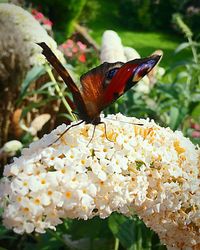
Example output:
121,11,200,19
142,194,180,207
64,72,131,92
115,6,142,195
119,0,152,30
18,65,46,102
118,0,194,31
108,213,163,250
137,0,152,29
26,0,87,41
64,0,87,36
173,13,193,38
78,0,100,24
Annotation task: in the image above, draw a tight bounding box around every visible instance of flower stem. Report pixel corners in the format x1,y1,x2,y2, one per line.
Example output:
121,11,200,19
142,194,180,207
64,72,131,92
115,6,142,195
188,37,198,64
187,36,200,86
114,238,119,250
46,65,77,122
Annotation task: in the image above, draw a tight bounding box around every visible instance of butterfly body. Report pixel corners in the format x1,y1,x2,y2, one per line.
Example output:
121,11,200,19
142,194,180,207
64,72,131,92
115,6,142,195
38,42,162,127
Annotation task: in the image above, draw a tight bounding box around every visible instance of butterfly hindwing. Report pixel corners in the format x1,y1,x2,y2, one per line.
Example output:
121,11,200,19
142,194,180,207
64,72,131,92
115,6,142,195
102,54,162,108
80,61,124,117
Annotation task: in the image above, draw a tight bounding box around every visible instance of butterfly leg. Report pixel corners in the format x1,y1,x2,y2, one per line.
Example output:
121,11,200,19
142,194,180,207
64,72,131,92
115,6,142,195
100,122,114,143
86,125,96,147
86,121,115,146
48,120,84,147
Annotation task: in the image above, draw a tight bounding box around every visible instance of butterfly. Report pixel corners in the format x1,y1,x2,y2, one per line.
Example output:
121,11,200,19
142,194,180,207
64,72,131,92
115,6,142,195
37,42,162,143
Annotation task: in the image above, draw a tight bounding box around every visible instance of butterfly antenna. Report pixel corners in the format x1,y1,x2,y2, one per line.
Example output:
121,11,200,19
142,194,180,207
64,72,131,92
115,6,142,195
100,122,114,142
104,117,143,126
48,120,84,147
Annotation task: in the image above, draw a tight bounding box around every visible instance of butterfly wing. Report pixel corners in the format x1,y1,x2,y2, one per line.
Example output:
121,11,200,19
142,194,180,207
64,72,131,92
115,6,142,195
38,42,162,122
80,61,124,118
37,42,89,120
101,51,163,109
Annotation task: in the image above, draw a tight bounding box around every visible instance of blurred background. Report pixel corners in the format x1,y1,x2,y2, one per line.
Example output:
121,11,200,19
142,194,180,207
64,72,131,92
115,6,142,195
0,0,200,249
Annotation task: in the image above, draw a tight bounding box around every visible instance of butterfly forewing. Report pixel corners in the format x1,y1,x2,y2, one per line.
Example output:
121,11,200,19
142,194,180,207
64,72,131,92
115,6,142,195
102,54,162,108
37,42,89,120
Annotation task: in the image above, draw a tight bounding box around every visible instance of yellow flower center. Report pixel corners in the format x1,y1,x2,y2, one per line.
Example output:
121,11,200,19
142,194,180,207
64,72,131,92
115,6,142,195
34,198,41,205
81,159,86,165
174,140,185,155
23,207,29,212
65,191,71,199
23,181,28,187
17,196,22,202
41,179,46,185
61,169,66,174
48,190,53,196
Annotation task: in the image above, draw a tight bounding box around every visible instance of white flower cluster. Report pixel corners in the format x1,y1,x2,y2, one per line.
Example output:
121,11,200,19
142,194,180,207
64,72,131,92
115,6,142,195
100,30,127,63
0,113,199,249
0,3,65,66
100,30,142,63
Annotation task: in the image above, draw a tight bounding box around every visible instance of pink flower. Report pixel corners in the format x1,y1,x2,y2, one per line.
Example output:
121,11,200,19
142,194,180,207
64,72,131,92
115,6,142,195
191,122,200,131
191,130,200,138
31,9,38,15
34,12,44,20
77,41,87,51
43,19,53,27
66,39,74,48
60,43,67,49
72,47,78,53
66,51,73,57
78,54,86,63
190,121,200,138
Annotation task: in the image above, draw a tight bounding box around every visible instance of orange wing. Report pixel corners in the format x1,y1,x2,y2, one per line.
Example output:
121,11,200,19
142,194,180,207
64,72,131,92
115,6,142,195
80,62,123,118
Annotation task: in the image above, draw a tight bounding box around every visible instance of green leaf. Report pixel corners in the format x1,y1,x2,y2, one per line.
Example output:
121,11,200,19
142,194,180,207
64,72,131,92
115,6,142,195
18,65,46,101
69,217,110,240
175,42,190,53
191,103,200,120
37,81,55,90
108,214,137,249
0,224,9,237
156,85,177,99
169,106,179,130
